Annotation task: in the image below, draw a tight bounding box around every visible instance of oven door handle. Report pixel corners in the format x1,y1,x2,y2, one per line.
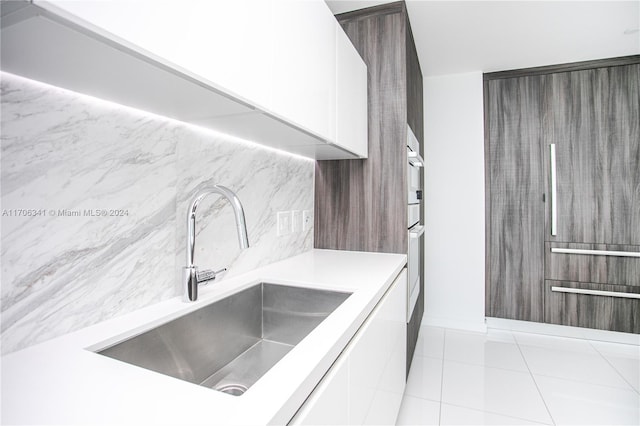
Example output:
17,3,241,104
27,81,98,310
408,151,424,167
409,225,425,238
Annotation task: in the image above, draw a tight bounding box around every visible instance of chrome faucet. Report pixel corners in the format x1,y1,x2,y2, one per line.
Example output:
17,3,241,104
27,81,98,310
183,185,249,302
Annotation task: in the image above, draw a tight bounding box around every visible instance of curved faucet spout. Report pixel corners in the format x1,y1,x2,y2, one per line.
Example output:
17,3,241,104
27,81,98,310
184,185,250,302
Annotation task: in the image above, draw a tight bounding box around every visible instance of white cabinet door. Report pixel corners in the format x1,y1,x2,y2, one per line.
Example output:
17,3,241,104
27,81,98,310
292,269,407,425
350,268,407,424
289,354,349,425
270,0,336,142
40,0,274,108
336,24,368,158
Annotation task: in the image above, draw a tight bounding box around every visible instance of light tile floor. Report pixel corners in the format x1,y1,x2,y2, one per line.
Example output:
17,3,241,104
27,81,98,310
397,326,640,425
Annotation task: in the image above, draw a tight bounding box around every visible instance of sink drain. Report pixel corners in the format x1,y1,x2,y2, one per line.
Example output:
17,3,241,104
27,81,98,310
215,383,247,396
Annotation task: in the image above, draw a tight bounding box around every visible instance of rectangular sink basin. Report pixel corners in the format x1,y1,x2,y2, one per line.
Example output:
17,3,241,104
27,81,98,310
97,283,351,396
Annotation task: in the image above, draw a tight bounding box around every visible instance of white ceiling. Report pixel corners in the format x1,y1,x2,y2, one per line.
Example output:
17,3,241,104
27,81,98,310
325,1,640,76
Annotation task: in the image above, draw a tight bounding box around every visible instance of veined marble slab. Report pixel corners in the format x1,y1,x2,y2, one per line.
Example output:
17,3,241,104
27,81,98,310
0,72,314,354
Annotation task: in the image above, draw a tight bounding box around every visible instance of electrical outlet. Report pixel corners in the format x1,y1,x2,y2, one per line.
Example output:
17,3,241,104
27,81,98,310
292,210,302,232
302,210,312,232
277,211,292,236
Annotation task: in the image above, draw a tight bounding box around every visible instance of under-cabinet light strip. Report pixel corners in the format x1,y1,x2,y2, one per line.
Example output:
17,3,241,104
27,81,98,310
1,71,315,163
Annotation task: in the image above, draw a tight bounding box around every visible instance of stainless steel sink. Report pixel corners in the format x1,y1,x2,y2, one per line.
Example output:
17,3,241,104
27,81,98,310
97,283,351,396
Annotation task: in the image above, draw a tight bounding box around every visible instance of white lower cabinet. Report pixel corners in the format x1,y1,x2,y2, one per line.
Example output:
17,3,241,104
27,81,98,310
289,353,350,425
291,269,407,425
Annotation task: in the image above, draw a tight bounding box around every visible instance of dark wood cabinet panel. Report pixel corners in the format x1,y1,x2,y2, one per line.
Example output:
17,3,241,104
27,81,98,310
485,55,640,80
406,14,423,144
485,57,640,333
404,10,424,378
316,2,425,376
485,76,546,322
545,242,640,287
543,64,640,245
544,280,640,333
315,8,408,254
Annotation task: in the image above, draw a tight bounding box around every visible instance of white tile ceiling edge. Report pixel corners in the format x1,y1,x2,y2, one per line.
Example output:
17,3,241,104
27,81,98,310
325,0,640,76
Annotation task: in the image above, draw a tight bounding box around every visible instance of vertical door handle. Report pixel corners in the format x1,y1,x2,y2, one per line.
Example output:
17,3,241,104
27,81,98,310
549,144,557,236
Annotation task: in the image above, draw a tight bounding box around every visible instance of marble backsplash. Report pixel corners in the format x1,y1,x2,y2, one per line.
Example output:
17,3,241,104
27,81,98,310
0,72,314,354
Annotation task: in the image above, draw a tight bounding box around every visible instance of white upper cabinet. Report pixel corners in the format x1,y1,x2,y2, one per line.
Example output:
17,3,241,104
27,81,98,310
336,24,368,158
0,0,367,159
44,1,274,109
271,0,336,142
30,0,275,109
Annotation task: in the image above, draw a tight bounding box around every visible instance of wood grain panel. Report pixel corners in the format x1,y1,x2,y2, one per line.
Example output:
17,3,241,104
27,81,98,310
334,1,403,21
484,80,493,318
485,76,546,322
543,64,640,245
486,59,640,330
484,55,640,80
315,10,408,254
320,4,424,375
405,10,424,377
319,4,424,375
544,280,640,333
545,242,640,287
405,13,423,145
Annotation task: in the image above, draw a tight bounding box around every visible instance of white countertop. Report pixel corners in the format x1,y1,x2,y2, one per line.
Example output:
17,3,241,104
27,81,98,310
1,249,406,425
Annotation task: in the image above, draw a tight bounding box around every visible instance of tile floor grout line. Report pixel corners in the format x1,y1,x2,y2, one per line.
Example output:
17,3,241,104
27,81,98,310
441,357,539,375
406,327,640,425
530,371,640,392
439,400,554,426
411,353,447,362
409,351,533,375
430,353,532,374
438,328,446,425
514,334,557,426
587,339,640,396
516,337,638,392
400,394,442,404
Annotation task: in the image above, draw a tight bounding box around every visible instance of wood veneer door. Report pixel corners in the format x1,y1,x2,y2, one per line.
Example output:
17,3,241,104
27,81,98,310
543,64,640,246
544,280,640,333
404,11,424,377
486,75,546,322
405,13,423,145
315,9,408,254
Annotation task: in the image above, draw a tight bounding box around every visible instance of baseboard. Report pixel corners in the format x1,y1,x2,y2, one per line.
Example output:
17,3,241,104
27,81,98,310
421,315,487,333
486,317,640,345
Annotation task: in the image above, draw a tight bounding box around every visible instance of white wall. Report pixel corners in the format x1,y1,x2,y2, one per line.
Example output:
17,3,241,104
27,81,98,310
422,71,486,332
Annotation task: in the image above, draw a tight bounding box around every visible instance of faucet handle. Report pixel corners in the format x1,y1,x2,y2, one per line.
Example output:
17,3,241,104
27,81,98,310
196,267,227,284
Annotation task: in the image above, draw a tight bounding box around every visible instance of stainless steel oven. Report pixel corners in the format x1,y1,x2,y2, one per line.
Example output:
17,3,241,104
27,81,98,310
407,126,424,322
